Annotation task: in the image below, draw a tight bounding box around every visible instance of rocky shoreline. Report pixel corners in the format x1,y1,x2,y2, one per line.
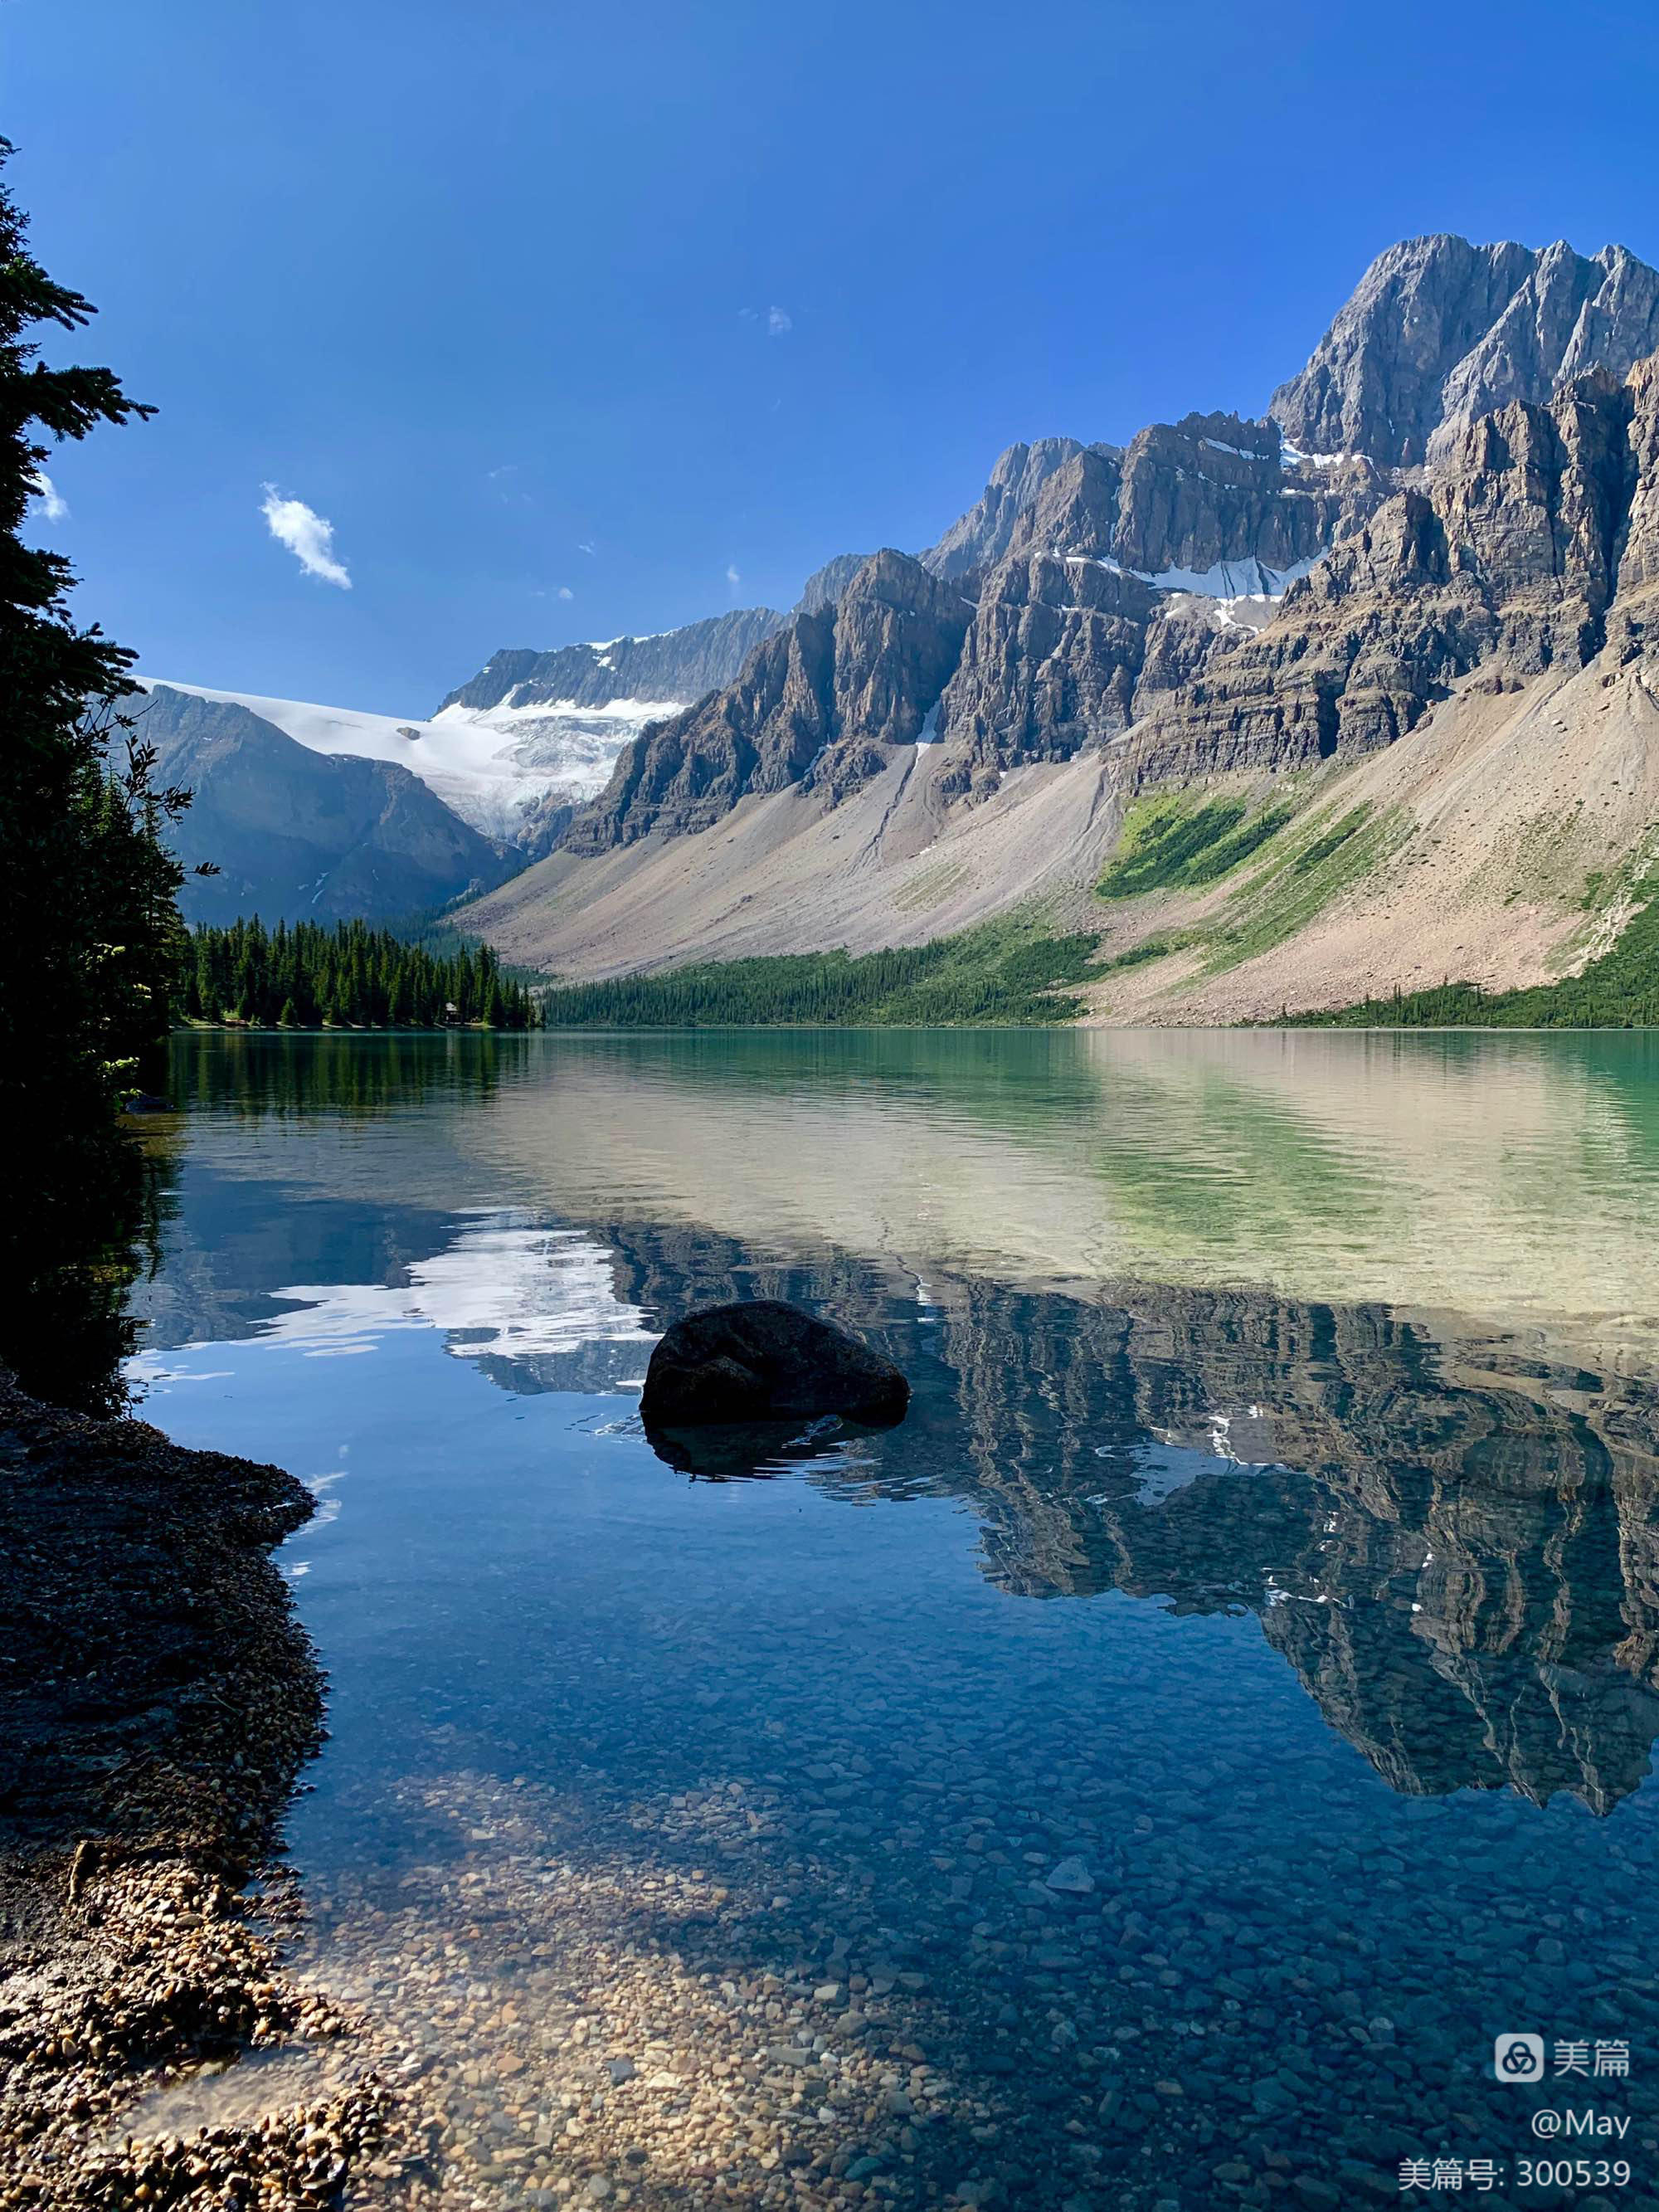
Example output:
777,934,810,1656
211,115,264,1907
0,1377,410,2210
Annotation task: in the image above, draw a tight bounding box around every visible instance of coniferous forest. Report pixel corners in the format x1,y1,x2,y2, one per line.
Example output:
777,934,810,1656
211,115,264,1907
177,918,539,1030
533,920,1102,1027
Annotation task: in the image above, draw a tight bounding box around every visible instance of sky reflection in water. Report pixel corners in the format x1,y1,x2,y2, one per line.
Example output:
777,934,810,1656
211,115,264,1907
124,1030,1659,2205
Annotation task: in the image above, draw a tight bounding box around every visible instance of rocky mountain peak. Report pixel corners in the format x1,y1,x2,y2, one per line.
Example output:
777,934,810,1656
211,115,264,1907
794,552,872,614
565,550,971,850
922,436,1109,578
1271,231,1659,468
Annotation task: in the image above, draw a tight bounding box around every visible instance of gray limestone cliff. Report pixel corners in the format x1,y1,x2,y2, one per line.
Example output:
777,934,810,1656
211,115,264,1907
566,553,971,850
922,438,1108,579
1127,360,1659,784
793,553,871,614
538,233,1659,860
1271,233,1659,466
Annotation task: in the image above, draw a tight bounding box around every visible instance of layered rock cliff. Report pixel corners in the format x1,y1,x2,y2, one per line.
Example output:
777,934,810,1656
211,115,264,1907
565,552,972,850
1126,358,1659,784
1271,234,1659,467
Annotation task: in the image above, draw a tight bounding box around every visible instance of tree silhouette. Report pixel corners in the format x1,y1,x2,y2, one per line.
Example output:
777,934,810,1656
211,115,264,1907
0,137,201,1408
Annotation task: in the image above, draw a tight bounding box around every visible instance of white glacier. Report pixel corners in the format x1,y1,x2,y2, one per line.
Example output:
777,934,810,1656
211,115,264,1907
143,677,684,845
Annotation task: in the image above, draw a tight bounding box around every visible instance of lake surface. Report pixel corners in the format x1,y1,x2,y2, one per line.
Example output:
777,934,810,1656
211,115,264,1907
125,1029,1659,2210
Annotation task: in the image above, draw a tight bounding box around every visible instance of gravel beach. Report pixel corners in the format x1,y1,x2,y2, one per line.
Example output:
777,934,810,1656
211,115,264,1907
0,1377,411,2210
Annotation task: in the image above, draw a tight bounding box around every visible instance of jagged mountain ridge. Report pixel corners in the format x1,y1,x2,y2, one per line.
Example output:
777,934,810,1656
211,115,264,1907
466,250,1659,1010
543,231,1659,865
435,607,786,717
155,227,1659,973
1272,234,1659,466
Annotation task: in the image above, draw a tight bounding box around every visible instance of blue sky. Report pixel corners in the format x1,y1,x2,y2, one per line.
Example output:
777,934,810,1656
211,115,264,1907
9,0,1659,714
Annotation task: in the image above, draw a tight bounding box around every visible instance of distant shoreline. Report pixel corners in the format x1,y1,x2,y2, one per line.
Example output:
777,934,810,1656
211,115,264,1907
173,1017,524,1035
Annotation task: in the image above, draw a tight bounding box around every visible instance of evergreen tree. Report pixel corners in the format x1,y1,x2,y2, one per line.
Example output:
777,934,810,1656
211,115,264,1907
0,139,206,1408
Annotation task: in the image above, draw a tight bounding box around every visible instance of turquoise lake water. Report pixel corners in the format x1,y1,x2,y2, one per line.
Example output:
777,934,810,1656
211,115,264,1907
124,1029,1659,2210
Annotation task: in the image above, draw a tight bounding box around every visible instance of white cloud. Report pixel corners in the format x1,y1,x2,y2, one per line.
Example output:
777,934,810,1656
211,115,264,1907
726,563,742,589
30,470,68,523
260,483,352,589
577,539,596,556
557,586,574,601
766,305,792,339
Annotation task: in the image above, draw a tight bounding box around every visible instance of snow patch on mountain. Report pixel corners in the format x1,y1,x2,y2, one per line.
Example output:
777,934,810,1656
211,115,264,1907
1063,553,1320,598
143,679,677,845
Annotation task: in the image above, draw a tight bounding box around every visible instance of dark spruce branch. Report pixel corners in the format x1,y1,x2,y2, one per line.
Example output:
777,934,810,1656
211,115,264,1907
0,136,202,1409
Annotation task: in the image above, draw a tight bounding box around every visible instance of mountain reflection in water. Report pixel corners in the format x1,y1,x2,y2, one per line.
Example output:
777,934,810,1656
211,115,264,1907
140,1177,1659,1817
125,1033,1659,2205
602,1244,1659,1820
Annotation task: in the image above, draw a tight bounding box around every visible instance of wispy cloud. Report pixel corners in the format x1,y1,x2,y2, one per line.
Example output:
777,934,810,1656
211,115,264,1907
766,305,792,338
30,470,68,523
726,563,742,590
487,462,533,507
260,484,352,589
557,586,574,600
577,539,596,556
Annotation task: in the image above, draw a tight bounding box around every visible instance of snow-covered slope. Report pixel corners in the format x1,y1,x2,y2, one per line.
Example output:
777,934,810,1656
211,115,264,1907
145,680,678,845
430,693,684,821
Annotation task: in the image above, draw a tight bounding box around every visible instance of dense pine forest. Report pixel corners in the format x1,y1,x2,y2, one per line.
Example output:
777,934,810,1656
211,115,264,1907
536,920,1101,1027
178,918,539,1030
1303,873,1659,1029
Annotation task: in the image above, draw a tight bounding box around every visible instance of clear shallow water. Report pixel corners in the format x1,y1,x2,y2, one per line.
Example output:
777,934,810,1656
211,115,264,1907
125,1030,1659,2210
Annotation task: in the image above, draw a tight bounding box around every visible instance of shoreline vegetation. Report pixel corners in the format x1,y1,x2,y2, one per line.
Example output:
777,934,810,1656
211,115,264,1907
2,140,199,1413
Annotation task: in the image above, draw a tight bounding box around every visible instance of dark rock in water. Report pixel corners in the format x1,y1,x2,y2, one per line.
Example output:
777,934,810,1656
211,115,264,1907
640,1301,909,1428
